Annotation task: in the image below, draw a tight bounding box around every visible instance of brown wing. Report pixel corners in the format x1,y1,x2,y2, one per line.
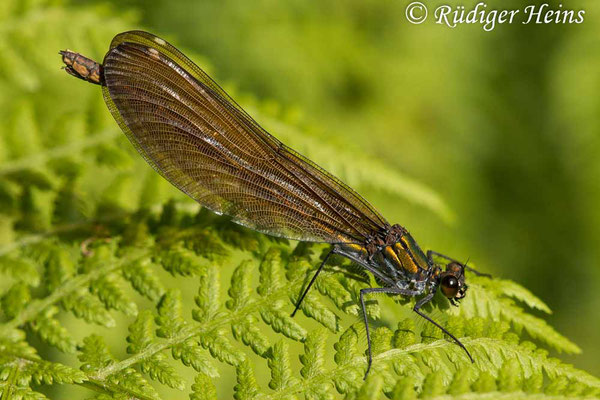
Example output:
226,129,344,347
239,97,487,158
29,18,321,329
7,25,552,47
102,30,387,243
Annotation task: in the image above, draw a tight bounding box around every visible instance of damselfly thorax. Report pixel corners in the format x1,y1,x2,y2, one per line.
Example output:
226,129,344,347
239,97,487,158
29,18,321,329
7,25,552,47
60,31,490,378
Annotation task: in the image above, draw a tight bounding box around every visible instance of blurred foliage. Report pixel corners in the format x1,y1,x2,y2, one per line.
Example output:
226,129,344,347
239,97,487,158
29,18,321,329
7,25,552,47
0,0,599,398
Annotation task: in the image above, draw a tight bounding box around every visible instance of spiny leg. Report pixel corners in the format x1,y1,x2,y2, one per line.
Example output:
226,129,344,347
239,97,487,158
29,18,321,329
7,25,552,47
359,286,426,378
413,292,474,363
291,247,334,317
360,287,403,379
427,250,492,278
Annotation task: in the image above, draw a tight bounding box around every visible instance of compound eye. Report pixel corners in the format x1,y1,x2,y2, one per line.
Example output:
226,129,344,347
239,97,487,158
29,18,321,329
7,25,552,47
441,275,459,298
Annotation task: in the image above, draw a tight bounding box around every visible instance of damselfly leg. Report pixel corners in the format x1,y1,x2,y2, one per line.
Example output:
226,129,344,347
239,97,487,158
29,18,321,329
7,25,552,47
359,284,474,379
359,287,405,378
412,291,474,363
291,248,334,317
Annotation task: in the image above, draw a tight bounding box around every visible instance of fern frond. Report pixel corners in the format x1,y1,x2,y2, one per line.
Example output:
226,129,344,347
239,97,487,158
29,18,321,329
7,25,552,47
0,2,597,399
0,203,598,398
456,276,580,353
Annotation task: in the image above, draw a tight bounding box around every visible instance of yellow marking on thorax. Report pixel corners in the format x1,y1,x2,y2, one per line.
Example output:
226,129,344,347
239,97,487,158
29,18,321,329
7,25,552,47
347,243,362,251
346,243,367,256
384,246,402,268
395,242,419,274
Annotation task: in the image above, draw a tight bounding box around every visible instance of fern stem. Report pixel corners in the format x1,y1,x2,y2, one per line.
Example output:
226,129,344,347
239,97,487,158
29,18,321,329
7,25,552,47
0,212,132,257
254,338,486,400
1,350,155,400
0,129,119,176
0,221,95,257
1,250,146,331
259,337,600,400
77,378,158,400
254,339,477,400
0,203,201,257
92,268,309,380
91,329,192,380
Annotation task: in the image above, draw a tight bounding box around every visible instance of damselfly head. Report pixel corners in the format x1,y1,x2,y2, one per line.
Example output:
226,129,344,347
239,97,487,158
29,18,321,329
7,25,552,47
439,261,467,300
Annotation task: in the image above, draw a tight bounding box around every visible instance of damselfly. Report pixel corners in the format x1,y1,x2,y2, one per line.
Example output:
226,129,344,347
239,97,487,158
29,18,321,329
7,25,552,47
60,30,489,377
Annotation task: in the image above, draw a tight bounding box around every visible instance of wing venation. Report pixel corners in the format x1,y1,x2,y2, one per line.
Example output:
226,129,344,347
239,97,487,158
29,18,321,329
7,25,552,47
102,30,387,243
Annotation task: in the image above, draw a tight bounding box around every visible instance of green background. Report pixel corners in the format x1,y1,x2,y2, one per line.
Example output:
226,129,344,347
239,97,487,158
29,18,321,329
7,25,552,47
2,0,598,387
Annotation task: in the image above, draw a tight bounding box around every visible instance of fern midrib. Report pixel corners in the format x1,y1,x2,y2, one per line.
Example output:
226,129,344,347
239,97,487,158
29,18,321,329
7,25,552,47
0,129,119,176
1,242,313,398
0,215,123,257
0,214,596,398
1,350,157,400
2,248,146,331
92,269,309,380
0,202,202,258
2,243,600,399
77,379,157,400
3,240,599,397
256,338,475,400
257,336,600,400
